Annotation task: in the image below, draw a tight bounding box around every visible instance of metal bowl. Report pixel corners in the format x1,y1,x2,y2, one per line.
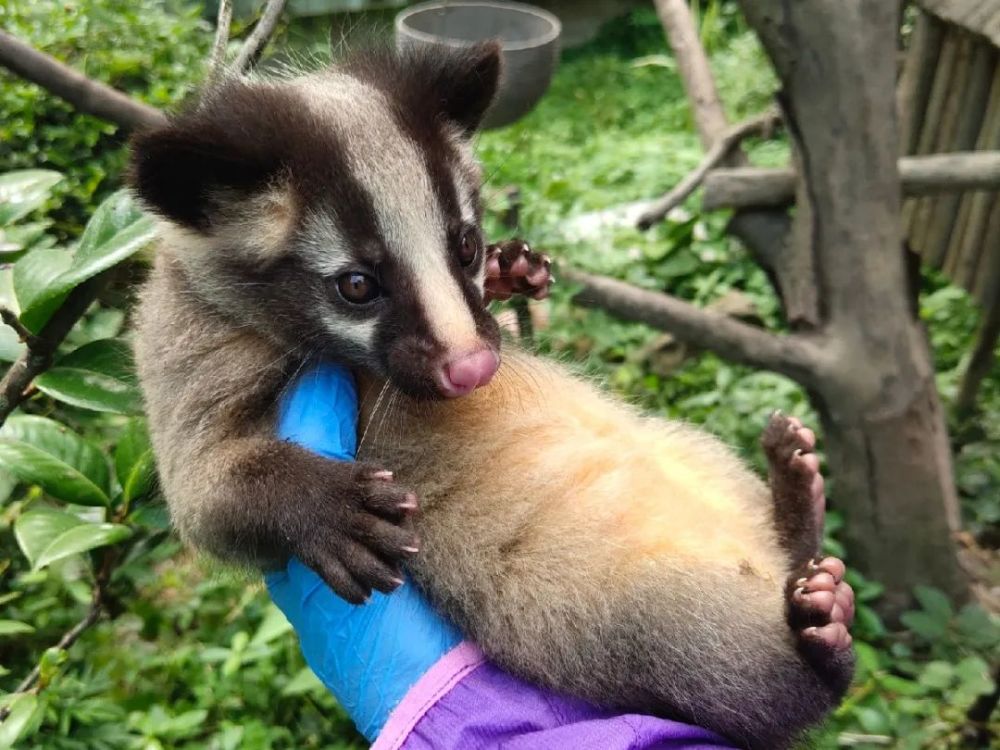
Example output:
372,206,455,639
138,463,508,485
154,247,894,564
395,1,561,129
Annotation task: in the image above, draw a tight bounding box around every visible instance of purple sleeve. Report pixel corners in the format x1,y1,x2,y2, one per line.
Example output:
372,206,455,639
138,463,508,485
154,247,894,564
372,643,737,750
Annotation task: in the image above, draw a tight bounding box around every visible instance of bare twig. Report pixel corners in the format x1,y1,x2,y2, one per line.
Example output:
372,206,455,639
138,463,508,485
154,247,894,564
0,307,41,349
637,109,781,229
703,152,1000,210
0,274,109,428
563,267,824,385
234,0,289,72
0,30,165,131
208,0,235,80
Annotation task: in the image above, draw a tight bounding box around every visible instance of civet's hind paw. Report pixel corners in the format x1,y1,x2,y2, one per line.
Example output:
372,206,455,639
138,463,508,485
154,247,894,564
484,239,552,303
787,557,856,693
761,413,825,568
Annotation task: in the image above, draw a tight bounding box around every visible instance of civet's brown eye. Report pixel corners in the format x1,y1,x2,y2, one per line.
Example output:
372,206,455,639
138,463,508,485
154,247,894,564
335,272,381,305
458,227,481,267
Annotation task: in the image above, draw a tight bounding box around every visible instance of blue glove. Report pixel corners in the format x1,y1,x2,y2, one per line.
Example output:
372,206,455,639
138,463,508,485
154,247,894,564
265,362,462,741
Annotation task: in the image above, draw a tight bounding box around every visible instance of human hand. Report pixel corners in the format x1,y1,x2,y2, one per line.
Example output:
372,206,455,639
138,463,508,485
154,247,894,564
264,362,461,741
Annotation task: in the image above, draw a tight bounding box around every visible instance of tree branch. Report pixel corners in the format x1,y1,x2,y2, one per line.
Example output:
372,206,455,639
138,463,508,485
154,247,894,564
234,0,289,72
208,0,234,81
0,30,166,131
0,274,109,428
563,267,824,385
652,0,730,148
637,109,781,229
703,152,1000,210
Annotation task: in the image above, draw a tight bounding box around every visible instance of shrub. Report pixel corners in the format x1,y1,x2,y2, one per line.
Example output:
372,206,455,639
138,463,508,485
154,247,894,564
0,0,209,240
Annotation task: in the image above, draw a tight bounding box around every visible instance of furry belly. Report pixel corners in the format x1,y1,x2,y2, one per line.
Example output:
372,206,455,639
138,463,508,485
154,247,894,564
361,351,788,591
359,352,828,746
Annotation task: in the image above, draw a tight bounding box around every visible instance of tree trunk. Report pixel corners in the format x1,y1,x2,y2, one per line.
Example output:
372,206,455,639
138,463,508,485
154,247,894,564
737,0,968,609
815,381,964,613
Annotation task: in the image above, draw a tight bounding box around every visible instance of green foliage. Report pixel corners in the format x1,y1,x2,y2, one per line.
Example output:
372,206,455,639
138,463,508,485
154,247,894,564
0,0,209,239
825,590,998,749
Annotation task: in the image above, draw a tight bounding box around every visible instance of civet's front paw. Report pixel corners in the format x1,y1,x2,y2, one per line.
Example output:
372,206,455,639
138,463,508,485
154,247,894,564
484,239,552,303
294,463,420,604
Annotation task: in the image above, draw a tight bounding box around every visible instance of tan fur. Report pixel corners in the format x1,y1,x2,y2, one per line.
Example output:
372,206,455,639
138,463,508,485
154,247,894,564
355,354,832,745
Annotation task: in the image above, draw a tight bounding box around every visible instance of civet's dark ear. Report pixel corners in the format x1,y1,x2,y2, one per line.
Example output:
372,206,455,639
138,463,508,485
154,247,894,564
434,41,503,135
129,121,278,231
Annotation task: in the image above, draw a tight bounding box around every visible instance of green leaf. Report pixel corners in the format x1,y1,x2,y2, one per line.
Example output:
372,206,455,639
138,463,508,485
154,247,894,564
0,693,39,748
135,706,209,740
918,660,955,690
14,508,87,568
0,441,109,507
12,245,72,331
955,656,994,696
0,268,24,362
12,191,156,331
281,667,324,696
854,603,886,639
0,416,110,504
879,674,926,697
38,646,68,688
64,190,156,289
248,604,292,648
853,705,892,735
32,522,132,570
35,339,141,414
114,418,156,503
853,641,881,677
913,585,953,622
0,620,34,636
0,326,24,363
900,610,947,642
2,415,109,489
0,170,63,225
955,604,1000,648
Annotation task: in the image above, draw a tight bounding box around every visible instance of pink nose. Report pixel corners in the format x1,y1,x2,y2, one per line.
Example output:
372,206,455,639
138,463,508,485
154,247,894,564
436,349,499,398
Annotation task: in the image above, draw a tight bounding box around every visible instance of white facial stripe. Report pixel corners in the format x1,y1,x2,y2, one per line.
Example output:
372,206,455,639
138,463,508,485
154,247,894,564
411,261,482,352
298,74,481,353
318,309,377,350
289,210,378,350
298,210,351,276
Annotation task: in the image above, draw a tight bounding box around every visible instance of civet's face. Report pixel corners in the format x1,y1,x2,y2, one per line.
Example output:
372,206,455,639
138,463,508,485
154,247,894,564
131,44,504,398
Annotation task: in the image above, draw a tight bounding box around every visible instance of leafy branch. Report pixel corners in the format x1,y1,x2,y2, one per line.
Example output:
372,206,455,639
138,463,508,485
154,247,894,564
0,545,116,722
0,8,296,731
0,275,109,428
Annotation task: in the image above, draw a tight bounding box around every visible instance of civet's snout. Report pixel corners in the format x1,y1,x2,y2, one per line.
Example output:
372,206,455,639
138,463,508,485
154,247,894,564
435,347,499,398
